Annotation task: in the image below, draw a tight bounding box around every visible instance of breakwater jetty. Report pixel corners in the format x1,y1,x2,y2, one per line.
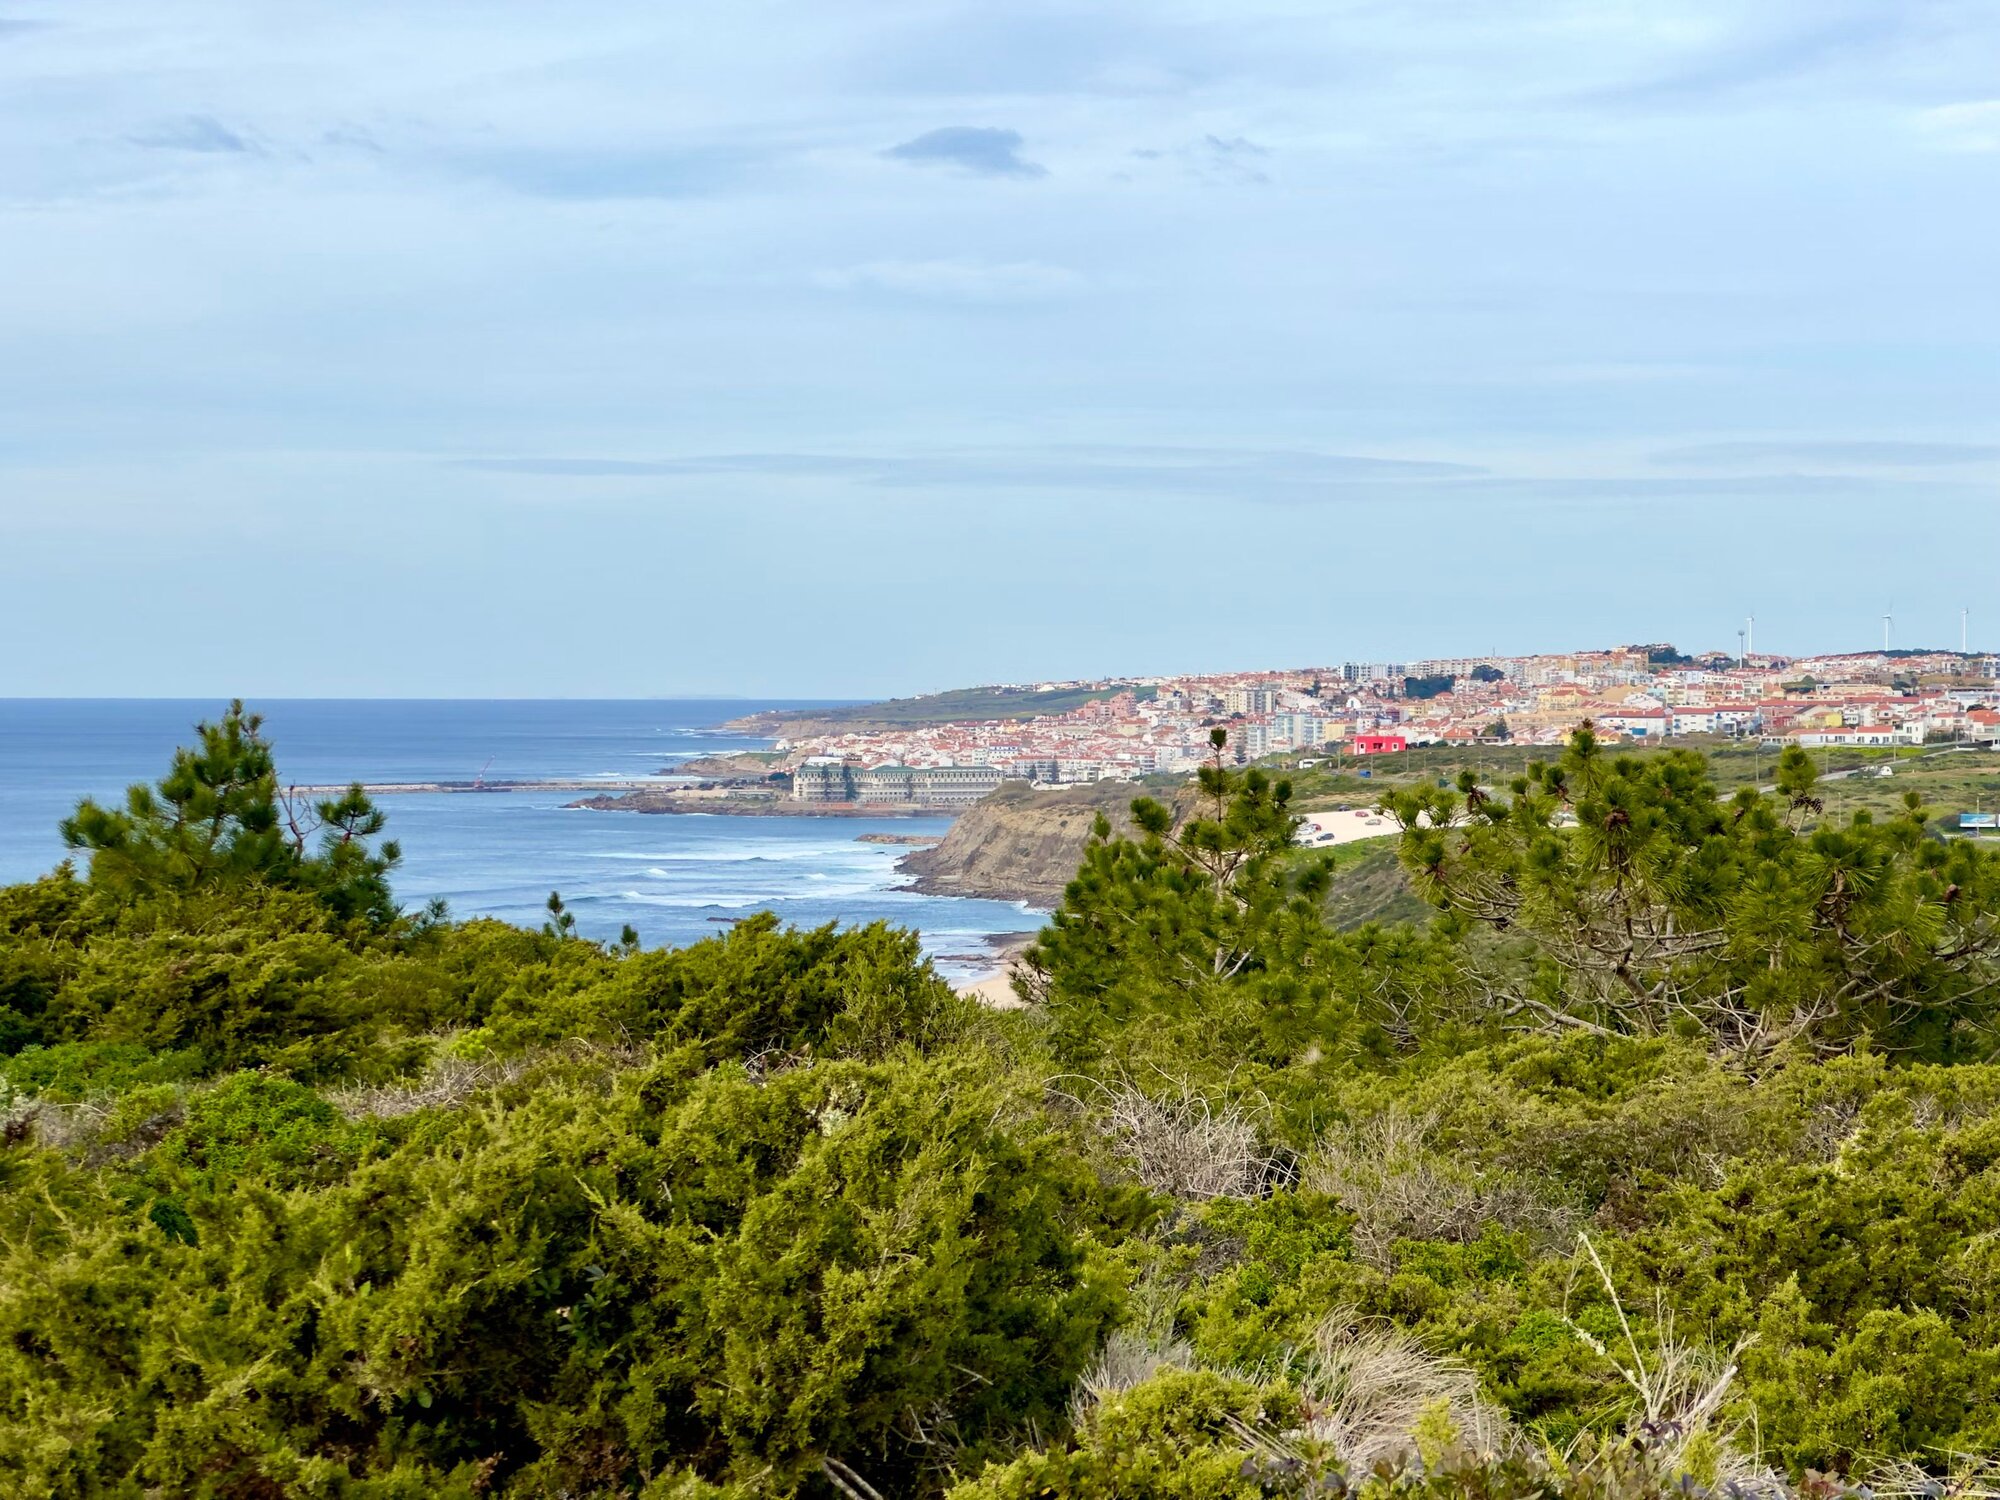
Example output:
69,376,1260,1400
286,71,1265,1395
284,779,670,797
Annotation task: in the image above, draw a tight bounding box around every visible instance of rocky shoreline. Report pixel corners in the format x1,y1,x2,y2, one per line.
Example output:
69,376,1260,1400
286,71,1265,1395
569,788,952,817
659,751,788,779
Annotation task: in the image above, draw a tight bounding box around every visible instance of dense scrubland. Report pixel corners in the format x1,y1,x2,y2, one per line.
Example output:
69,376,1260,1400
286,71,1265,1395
8,707,2000,1497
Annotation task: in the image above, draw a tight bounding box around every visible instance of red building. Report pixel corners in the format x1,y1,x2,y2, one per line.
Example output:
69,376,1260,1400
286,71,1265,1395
1351,734,1407,755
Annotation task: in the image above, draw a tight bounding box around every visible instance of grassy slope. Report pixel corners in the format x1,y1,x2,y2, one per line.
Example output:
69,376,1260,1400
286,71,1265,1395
1317,841,1428,929
746,682,1155,729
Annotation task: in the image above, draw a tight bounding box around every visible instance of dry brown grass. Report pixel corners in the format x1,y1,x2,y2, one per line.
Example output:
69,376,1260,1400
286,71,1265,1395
1863,1456,2000,1499
3,1036,646,1159
1068,1295,1516,1468
326,1053,536,1121
1295,1313,1512,1465
3,1094,112,1151
326,1036,645,1121
3,1092,185,1159
1303,1108,1577,1269
1059,1073,1290,1201
1073,1329,1200,1410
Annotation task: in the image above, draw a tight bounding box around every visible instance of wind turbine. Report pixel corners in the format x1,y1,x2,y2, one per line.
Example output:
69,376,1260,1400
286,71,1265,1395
1883,605,1893,654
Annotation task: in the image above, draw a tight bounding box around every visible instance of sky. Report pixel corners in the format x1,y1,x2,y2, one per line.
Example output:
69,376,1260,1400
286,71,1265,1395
1,1,1996,698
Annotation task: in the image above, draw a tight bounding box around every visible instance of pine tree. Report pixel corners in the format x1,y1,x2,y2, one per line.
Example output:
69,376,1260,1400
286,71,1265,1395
60,700,400,925
1383,724,2000,1055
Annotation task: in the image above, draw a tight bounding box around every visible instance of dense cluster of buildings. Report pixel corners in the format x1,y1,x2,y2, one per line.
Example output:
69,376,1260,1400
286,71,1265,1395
786,645,2000,802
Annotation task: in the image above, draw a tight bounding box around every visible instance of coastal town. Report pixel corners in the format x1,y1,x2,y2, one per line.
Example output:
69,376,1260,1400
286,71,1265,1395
767,642,2000,804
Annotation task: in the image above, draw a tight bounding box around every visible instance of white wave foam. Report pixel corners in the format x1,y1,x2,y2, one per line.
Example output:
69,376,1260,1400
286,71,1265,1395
597,850,813,863
620,891,768,909
777,878,883,901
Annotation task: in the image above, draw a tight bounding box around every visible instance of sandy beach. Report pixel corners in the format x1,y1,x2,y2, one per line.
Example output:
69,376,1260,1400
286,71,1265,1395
956,929,1040,1009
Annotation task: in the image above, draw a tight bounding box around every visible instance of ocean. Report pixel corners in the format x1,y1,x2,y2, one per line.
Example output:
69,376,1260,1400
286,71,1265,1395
0,700,1039,981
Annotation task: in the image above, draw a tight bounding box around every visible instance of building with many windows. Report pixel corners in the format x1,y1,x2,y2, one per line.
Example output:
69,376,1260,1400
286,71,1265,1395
1272,712,1339,749
1232,721,1271,761
1222,685,1277,715
1776,725,1923,749
791,759,1005,806
792,757,856,802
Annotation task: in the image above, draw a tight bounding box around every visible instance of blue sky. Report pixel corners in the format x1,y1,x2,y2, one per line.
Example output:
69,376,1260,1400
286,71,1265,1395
1,1,1996,697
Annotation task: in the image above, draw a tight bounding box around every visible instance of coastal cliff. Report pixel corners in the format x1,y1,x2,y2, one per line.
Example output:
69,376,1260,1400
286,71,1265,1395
899,778,1426,924
896,780,1157,907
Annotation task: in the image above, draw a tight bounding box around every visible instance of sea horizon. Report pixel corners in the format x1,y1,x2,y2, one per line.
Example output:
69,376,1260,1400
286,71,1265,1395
0,704,860,708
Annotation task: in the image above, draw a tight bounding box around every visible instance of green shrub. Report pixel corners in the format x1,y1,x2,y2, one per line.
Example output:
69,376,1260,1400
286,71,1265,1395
160,1073,368,1189
947,1369,1289,1499
0,1055,1127,1496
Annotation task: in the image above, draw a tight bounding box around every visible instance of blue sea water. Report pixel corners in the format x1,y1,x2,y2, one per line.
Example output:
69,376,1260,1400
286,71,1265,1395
0,700,1040,980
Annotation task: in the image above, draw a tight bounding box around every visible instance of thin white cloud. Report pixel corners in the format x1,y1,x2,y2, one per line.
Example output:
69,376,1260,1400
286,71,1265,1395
812,259,1082,303
1528,362,1729,385
1916,100,2000,152
1653,440,2000,468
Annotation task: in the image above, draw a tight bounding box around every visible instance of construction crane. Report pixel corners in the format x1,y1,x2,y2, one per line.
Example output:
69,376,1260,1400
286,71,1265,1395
473,756,494,790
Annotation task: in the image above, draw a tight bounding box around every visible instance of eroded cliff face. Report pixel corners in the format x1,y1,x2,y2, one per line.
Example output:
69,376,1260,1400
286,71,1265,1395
900,778,1427,924
896,780,1157,908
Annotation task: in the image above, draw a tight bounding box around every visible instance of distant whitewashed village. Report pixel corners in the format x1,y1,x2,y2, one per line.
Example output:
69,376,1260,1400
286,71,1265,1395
778,641,2000,806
